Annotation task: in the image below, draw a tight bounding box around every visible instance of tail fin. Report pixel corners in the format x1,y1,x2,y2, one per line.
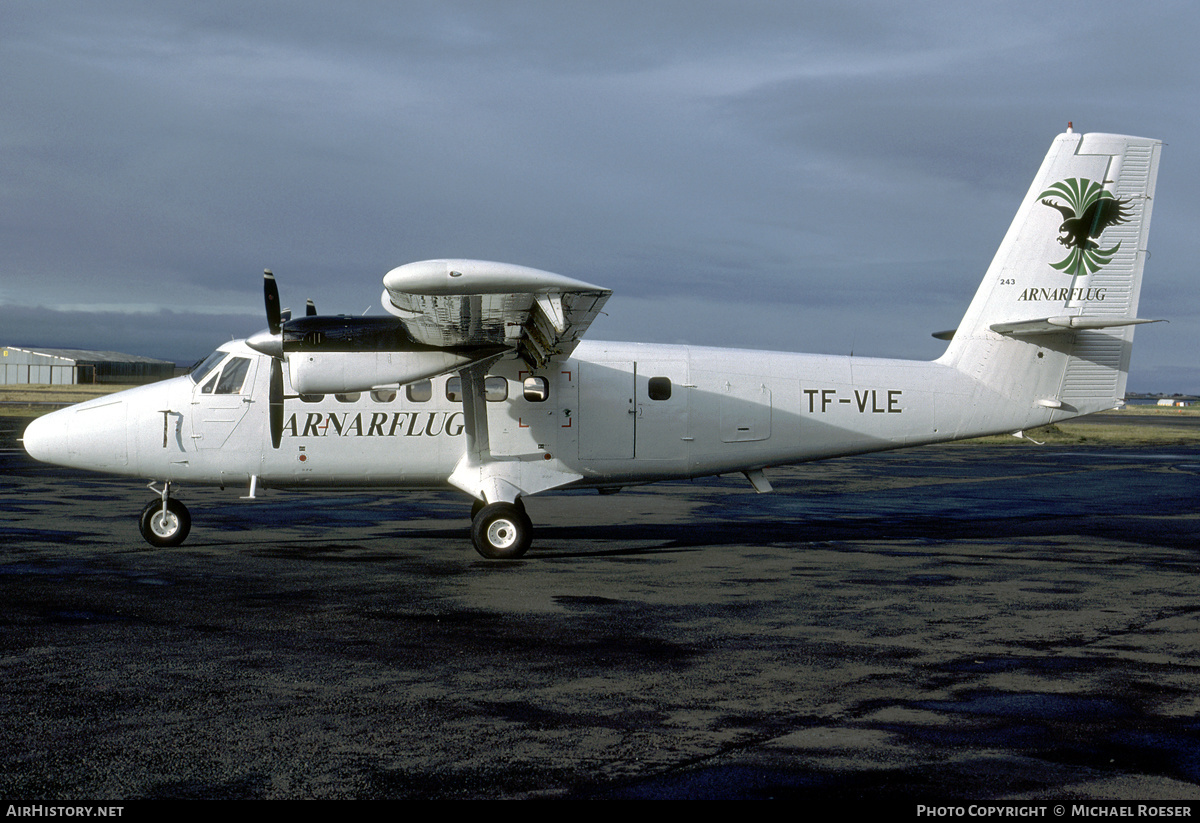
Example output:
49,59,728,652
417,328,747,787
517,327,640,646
939,130,1162,416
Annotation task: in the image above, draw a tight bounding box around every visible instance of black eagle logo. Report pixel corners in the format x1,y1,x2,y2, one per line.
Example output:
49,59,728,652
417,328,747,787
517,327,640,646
1037,178,1134,276
1039,195,1133,250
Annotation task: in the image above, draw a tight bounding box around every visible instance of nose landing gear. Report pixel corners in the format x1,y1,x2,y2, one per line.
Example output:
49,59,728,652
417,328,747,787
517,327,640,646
138,482,191,547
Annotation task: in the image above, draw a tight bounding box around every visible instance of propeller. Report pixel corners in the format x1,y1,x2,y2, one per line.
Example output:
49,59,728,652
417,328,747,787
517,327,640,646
247,270,293,358
269,358,284,449
257,270,286,449
251,271,331,448
264,270,282,335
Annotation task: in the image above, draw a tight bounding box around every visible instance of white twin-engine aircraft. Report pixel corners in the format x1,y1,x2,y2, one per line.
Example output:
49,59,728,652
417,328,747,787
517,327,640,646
23,130,1163,559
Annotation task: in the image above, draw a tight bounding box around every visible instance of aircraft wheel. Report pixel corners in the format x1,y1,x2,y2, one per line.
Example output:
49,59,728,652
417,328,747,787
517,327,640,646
138,498,192,548
471,502,532,560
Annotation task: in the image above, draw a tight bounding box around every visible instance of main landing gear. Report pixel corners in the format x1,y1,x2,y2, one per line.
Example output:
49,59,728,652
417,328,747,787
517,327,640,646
470,499,532,560
138,483,191,548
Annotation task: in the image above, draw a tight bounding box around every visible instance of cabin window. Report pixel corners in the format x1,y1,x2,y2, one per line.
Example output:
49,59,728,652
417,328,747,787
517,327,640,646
299,394,324,403
371,389,397,403
406,381,432,403
335,392,360,403
647,376,672,401
445,376,508,402
485,376,508,402
523,376,549,402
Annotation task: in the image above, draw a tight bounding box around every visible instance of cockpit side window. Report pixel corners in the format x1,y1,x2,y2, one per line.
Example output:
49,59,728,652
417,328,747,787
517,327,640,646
189,350,227,385
213,357,251,394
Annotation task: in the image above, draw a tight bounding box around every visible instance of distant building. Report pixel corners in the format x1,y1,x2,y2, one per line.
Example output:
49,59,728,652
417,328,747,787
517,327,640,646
0,346,175,385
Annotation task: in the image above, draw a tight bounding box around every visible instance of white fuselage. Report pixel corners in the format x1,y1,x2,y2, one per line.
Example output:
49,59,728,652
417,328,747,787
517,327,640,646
25,337,1068,494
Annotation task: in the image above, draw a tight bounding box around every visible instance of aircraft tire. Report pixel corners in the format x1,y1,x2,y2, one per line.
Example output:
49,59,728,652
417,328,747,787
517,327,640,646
470,497,525,519
138,498,192,548
471,502,532,560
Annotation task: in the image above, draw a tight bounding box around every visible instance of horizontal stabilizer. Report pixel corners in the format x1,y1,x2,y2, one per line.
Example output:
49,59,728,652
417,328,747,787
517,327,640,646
989,316,1162,336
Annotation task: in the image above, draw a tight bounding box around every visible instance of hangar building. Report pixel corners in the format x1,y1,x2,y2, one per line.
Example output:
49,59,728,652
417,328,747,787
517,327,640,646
0,346,175,385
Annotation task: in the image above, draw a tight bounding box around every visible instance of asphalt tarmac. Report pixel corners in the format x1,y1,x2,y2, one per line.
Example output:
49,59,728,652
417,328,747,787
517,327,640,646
2,443,1199,800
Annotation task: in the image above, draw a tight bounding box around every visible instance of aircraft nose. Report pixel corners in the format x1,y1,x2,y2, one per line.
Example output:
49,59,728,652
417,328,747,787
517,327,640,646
22,409,70,465
22,400,128,469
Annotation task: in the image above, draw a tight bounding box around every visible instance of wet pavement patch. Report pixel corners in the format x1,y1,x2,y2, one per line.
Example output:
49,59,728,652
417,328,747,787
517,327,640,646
917,690,1131,722
553,594,622,607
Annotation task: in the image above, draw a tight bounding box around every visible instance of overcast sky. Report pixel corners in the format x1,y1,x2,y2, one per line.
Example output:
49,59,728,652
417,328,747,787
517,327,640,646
3,1,1197,392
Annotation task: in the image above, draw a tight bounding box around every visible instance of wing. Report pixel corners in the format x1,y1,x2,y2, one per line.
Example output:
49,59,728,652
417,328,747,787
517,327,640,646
381,259,611,368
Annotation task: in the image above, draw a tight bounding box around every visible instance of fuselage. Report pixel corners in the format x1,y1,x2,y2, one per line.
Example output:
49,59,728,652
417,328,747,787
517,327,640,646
22,337,1072,493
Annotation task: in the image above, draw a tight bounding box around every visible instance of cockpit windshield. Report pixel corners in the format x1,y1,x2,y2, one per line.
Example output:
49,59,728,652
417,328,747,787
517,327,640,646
188,350,227,385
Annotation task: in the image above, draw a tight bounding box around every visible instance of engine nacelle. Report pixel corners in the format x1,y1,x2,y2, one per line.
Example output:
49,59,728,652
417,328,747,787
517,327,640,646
287,349,503,395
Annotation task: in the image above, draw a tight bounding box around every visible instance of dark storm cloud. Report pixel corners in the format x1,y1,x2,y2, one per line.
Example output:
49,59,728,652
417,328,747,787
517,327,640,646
2,1,1197,391
0,304,260,367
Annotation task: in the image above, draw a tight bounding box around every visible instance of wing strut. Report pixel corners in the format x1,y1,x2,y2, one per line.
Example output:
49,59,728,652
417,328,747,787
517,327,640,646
448,359,584,507
458,362,494,469
450,358,525,506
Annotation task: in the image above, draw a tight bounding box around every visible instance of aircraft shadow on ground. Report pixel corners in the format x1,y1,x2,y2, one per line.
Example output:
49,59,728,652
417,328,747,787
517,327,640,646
217,506,1197,562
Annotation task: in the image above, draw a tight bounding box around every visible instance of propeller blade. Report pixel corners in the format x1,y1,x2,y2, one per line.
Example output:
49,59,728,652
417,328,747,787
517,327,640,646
269,358,284,449
264,270,282,335
306,299,317,317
